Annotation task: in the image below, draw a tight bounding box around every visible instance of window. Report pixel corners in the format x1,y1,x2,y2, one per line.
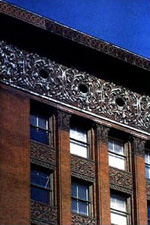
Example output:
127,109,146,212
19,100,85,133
31,165,53,205
70,124,89,158
110,194,129,225
30,103,53,145
108,138,126,170
71,180,92,216
147,201,150,225
145,150,150,179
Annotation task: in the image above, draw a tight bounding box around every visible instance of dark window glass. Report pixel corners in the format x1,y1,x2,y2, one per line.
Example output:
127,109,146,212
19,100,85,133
31,166,53,205
148,202,150,225
30,114,49,145
71,181,91,216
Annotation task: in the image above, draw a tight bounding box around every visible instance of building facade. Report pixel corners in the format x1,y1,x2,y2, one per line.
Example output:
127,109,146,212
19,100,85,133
0,1,150,225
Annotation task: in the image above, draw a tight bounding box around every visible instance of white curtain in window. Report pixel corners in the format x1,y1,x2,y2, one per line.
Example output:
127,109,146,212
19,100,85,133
109,153,125,170
111,212,127,225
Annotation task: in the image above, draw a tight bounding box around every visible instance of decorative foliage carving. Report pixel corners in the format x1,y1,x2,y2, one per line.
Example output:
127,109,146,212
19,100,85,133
30,140,56,168
71,155,95,182
132,137,146,157
31,200,57,225
94,124,109,143
109,167,133,194
72,213,97,225
57,110,71,131
0,41,150,132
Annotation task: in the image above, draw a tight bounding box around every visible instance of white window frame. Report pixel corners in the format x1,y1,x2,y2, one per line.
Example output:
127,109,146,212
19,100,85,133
110,194,129,225
145,150,150,179
108,138,126,170
70,124,89,158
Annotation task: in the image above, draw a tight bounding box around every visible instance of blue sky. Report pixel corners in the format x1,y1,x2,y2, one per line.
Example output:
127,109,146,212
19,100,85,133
5,0,150,58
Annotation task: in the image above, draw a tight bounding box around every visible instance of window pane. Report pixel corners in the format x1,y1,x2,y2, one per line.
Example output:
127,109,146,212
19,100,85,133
71,198,77,213
38,116,47,129
79,201,88,216
108,140,113,151
31,167,50,189
78,184,88,200
71,183,77,198
111,211,127,225
146,165,150,179
30,114,37,126
31,186,50,204
70,127,87,143
145,153,150,164
109,153,125,170
111,195,126,212
148,203,150,219
30,126,49,144
114,141,124,155
70,141,87,158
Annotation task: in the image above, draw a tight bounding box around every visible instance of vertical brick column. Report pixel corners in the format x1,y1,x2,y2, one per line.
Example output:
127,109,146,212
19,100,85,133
0,87,30,225
132,137,147,225
56,110,71,225
94,124,111,225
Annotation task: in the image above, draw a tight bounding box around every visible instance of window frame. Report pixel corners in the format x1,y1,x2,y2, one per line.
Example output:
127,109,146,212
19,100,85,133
108,137,128,171
110,193,130,225
30,164,54,205
145,149,150,179
30,102,54,146
147,201,150,225
70,121,91,159
71,179,93,217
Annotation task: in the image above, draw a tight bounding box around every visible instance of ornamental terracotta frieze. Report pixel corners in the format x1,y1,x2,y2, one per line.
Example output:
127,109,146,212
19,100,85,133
0,41,150,133
30,140,56,169
71,155,95,182
109,167,133,194
72,213,97,225
31,200,57,225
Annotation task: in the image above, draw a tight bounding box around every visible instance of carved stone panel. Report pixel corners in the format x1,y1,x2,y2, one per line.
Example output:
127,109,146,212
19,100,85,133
57,110,71,131
72,213,97,225
30,140,56,169
132,137,146,157
0,41,150,133
71,155,95,182
94,124,109,143
31,200,57,225
109,167,133,194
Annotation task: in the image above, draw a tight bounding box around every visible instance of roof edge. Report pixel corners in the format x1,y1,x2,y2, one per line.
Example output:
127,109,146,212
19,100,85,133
0,0,150,71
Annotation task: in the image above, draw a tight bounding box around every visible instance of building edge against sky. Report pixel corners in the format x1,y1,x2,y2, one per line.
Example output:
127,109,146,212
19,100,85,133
5,0,150,59
0,1,150,225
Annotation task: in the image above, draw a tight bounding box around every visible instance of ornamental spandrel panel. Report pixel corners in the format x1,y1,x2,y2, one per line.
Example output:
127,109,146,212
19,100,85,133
72,213,97,225
31,200,57,225
30,140,56,168
0,41,150,133
71,155,95,182
109,167,133,194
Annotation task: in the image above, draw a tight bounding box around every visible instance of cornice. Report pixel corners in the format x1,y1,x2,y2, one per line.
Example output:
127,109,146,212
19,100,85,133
0,1,150,71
